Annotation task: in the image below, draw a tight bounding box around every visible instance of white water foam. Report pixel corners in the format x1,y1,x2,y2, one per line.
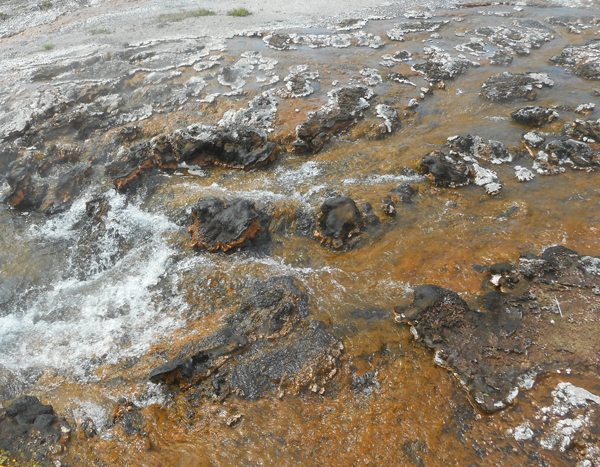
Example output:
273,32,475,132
0,190,184,386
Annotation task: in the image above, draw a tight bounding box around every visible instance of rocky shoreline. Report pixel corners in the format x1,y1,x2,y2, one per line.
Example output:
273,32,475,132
1,0,600,465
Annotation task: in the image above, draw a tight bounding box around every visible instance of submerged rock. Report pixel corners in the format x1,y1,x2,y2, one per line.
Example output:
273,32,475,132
150,276,343,399
293,85,373,154
489,50,513,66
480,72,554,102
511,106,559,127
313,197,365,249
395,246,600,413
0,396,70,464
187,197,270,252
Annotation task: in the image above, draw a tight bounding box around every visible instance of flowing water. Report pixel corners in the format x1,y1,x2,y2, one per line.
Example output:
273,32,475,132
1,2,600,466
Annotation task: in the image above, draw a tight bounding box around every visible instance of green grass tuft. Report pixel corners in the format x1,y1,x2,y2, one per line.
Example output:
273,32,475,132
227,8,251,17
196,8,216,16
43,43,54,50
90,28,111,34
42,1,52,8
157,8,216,24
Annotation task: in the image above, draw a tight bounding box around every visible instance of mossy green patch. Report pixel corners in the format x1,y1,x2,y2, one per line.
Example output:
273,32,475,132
227,8,251,17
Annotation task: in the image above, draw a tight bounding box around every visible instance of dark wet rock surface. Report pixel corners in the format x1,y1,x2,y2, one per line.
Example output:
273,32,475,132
0,396,70,465
536,139,599,171
480,72,554,102
150,276,343,399
187,196,270,252
420,151,473,188
313,197,365,249
395,246,600,414
511,106,559,127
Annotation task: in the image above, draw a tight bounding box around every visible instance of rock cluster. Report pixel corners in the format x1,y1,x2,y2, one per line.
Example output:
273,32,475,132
551,38,600,80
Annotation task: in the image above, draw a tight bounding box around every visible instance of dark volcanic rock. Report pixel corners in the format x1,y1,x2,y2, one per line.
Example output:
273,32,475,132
480,72,554,102
150,276,343,399
187,196,271,252
167,124,276,169
489,50,513,66
420,151,472,188
292,85,373,154
563,118,600,142
106,124,277,191
550,38,600,80
0,396,70,464
395,247,600,413
2,144,93,213
313,197,365,249
542,139,599,169
447,134,513,165
412,57,472,84
511,106,559,127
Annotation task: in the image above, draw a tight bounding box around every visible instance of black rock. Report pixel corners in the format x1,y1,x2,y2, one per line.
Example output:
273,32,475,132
480,72,554,102
188,196,271,252
420,151,472,187
544,139,599,168
0,396,70,464
395,247,600,414
511,106,559,127
314,197,365,249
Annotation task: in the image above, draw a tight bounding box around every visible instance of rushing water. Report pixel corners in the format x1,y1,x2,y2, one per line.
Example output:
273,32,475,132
1,2,600,466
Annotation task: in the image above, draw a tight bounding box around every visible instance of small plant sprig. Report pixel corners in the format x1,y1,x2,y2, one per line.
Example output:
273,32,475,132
43,43,54,51
227,8,251,17
157,8,216,24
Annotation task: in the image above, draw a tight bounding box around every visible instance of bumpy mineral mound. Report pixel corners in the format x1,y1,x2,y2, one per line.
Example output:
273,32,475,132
395,246,600,413
107,124,277,192
550,38,600,80
150,276,343,399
